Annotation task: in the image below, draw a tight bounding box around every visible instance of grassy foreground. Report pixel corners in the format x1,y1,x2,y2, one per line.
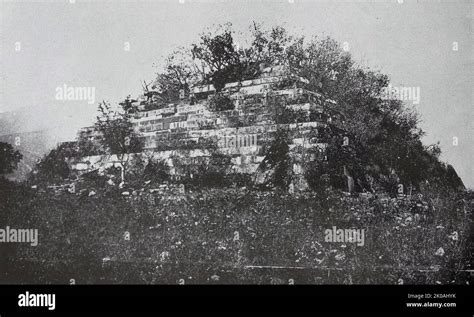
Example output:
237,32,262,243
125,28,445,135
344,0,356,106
1,181,472,284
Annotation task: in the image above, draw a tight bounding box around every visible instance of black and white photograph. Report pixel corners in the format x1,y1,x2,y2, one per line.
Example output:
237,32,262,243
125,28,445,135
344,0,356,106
0,0,472,313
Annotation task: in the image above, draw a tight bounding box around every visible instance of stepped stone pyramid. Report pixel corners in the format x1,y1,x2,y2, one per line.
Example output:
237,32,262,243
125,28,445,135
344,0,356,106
74,65,345,187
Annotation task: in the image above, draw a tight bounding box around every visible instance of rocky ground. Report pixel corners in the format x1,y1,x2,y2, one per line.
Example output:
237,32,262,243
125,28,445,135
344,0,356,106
1,180,472,284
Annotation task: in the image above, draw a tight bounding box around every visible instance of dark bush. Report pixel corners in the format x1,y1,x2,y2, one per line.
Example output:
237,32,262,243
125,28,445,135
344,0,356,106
208,93,234,112
143,158,170,184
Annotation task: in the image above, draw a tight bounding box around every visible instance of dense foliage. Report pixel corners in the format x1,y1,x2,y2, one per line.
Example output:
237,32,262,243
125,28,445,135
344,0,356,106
27,142,77,185
1,23,470,285
1,184,471,284
0,142,22,175
151,23,464,194
208,93,235,112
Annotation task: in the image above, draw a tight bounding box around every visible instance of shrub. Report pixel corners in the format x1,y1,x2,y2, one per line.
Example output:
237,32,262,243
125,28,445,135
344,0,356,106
208,93,234,112
258,128,294,190
143,158,170,184
173,152,232,188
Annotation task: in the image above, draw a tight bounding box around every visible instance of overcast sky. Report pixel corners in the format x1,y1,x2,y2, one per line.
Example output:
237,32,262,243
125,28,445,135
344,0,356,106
0,0,472,187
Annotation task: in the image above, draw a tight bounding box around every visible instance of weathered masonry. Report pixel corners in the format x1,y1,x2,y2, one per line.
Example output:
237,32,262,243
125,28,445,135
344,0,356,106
74,65,343,182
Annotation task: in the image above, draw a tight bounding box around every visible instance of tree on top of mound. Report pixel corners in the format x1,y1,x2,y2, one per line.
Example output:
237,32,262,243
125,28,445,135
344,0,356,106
152,23,463,193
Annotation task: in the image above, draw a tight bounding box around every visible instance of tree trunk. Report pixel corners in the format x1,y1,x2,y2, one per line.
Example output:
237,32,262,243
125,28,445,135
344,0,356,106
119,164,125,188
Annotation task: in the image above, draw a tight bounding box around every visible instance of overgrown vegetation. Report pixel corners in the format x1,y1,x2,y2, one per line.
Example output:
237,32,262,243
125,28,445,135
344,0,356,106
0,23,471,284
258,128,293,190
0,141,22,175
208,93,235,112
1,183,471,284
152,22,464,194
